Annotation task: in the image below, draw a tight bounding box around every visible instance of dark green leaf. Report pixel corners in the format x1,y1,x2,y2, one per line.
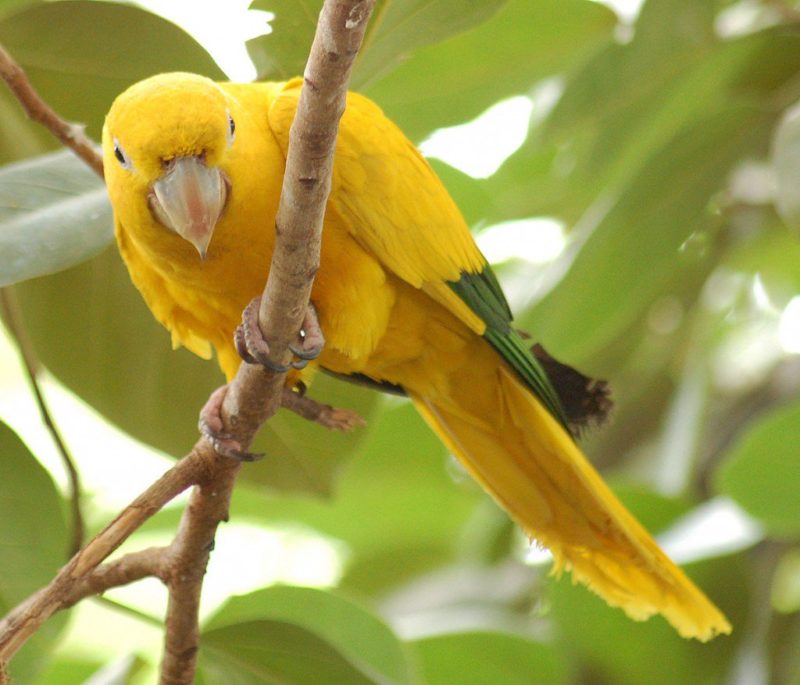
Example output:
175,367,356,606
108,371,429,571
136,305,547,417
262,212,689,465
413,631,567,685
0,421,69,682
249,0,510,98
204,586,415,684
352,0,508,89
364,0,616,140
198,620,381,685
715,400,800,537
489,23,800,226
0,150,112,286
0,0,224,142
520,106,769,365
549,551,745,685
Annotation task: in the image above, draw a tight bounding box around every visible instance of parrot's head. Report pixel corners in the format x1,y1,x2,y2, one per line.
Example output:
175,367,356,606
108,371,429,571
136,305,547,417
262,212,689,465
103,72,236,259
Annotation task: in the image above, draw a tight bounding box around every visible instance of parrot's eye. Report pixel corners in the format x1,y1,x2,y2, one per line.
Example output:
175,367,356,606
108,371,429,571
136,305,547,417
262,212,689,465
113,138,132,170
226,112,235,147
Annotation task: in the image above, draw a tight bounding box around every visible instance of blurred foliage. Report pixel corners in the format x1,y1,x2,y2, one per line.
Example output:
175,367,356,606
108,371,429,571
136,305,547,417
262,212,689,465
0,0,799,683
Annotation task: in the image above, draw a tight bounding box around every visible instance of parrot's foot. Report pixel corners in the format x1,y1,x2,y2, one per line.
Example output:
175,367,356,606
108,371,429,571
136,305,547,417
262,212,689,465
199,385,264,462
235,297,325,372
281,387,366,431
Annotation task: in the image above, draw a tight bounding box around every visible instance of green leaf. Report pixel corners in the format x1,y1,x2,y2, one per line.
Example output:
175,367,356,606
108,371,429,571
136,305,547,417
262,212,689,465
520,106,769,365
715,400,800,537
227,400,483,594
198,620,384,685
248,0,510,97
353,0,508,89
0,85,55,166
204,586,415,684
548,551,745,685
364,0,616,140
489,21,800,226
12,247,377,496
413,631,567,685
35,654,146,685
247,0,321,81
427,159,495,227
0,420,69,683
0,150,112,287
0,0,223,143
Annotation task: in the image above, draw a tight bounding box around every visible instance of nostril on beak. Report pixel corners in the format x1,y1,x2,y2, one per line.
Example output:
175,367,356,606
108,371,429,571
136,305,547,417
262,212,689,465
161,157,176,172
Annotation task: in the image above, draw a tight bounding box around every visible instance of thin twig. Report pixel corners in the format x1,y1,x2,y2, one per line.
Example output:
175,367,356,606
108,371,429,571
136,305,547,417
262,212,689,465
0,288,85,556
62,547,167,609
0,43,103,177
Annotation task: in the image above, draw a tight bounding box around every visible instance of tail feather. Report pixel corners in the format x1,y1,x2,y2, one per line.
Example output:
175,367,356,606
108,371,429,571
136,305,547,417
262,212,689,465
411,362,731,641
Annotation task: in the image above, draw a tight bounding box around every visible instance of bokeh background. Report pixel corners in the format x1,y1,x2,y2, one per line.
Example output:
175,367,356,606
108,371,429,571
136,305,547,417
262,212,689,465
1,0,800,682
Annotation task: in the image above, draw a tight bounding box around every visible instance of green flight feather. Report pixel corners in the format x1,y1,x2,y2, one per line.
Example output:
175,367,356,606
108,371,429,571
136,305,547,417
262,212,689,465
449,266,571,434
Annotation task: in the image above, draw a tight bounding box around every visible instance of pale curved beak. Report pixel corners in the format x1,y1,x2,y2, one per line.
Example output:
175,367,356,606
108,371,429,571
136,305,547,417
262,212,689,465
149,156,228,259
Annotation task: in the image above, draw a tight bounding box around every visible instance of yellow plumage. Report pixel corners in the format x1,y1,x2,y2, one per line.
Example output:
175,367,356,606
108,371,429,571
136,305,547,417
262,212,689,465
103,73,731,640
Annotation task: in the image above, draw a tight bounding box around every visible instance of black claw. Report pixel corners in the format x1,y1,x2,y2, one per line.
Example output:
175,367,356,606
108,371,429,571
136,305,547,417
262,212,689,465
288,341,323,361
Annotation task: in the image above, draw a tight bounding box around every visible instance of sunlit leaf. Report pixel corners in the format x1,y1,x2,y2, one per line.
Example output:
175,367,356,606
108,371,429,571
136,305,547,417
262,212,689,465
0,150,111,287
715,400,800,537
227,401,482,594
413,631,567,685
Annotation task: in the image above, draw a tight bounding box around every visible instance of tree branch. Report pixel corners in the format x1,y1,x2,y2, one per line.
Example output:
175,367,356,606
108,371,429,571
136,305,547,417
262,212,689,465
0,444,206,665
221,0,376,439
158,2,375,678
0,43,103,177
0,0,375,680
159,461,239,684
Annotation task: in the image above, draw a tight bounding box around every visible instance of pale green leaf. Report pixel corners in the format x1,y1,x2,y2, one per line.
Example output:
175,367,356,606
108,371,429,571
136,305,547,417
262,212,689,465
0,150,111,287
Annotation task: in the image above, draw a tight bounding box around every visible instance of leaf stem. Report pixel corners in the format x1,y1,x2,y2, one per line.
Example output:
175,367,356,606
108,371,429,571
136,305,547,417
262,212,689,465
0,287,85,557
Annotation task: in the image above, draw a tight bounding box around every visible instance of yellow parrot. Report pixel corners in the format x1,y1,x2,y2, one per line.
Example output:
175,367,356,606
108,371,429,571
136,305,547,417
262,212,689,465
103,72,731,641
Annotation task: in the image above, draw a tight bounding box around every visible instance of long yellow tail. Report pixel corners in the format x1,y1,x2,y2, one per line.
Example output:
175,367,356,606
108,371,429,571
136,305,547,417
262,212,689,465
410,342,731,641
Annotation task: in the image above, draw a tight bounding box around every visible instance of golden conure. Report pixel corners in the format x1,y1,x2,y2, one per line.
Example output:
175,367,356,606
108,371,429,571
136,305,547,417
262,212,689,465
103,73,731,641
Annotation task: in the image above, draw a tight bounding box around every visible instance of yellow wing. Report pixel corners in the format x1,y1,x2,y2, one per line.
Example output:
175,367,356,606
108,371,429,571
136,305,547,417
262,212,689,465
266,78,488,335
